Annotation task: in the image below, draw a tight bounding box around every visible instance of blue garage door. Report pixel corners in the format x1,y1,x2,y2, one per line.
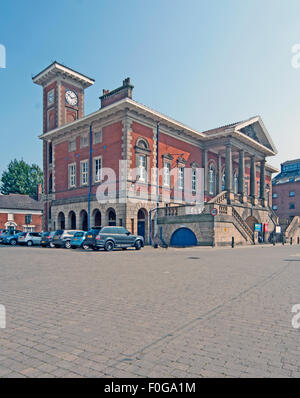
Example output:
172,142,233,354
170,228,197,247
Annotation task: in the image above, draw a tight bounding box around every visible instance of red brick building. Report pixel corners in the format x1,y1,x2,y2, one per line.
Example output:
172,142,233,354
272,159,300,220
0,193,43,232
33,62,278,245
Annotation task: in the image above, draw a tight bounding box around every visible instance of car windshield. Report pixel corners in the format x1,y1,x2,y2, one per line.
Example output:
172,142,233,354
54,230,63,236
19,233,26,237
74,232,84,237
88,229,102,235
42,232,49,237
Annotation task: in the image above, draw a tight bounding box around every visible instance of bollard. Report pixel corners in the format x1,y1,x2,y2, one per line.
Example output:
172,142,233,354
290,237,293,246
231,236,234,248
273,237,276,246
298,237,300,245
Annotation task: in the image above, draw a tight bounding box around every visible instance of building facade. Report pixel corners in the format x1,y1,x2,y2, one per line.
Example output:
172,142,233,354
33,62,278,245
0,193,43,232
272,159,300,219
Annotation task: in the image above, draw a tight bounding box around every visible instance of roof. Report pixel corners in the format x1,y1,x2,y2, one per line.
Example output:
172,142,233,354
39,98,277,157
0,194,43,211
32,61,95,88
282,158,300,166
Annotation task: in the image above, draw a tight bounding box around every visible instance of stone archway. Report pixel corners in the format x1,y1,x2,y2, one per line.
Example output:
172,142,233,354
93,209,102,227
80,210,88,231
68,211,76,230
245,216,259,232
106,208,116,226
57,212,65,230
137,208,148,240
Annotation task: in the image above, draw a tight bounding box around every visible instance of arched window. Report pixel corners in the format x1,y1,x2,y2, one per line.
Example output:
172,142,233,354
107,208,116,226
208,164,216,195
233,171,238,194
135,138,150,183
221,169,226,191
49,174,53,194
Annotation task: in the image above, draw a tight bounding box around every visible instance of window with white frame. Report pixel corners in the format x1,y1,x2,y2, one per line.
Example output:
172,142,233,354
178,167,184,189
94,157,102,183
208,164,216,195
80,160,88,186
80,135,89,148
93,130,102,145
233,172,238,194
137,154,147,182
68,163,76,188
69,140,76,152
163,162,171,187
192,169,197,192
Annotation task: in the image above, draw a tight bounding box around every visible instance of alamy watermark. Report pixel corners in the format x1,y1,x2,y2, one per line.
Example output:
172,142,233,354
0,305,6,329
94,161,205,212
0,44,6,68
292,304,300,329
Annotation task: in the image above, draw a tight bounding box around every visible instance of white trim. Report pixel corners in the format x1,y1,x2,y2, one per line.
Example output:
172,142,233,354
0,209,42,215
68,163,76,188
93,156,102,183
80,159,89,186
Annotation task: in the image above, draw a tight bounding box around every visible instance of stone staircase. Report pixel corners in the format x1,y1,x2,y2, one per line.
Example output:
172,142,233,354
231,207,254,244
284,216,300,240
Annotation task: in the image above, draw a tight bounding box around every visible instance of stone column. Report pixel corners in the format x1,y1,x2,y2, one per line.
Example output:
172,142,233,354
225,144,232,192
250,155,256,199
203,149,208,194
217,153,222,194
260,159,266,200
238,150,245,195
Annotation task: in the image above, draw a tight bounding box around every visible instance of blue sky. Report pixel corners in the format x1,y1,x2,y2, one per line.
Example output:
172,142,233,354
1,0,300,176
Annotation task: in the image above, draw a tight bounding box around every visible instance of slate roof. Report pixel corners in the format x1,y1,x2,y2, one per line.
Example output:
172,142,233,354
0,194,43,211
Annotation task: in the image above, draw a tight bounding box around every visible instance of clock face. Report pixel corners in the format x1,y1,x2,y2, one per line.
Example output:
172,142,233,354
47,89,54,106
65,90,78,106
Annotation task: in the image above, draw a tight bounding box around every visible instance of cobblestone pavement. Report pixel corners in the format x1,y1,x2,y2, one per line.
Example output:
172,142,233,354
0,244,300,378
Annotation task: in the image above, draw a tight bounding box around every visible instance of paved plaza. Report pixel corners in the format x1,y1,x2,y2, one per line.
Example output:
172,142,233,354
0,244,300,378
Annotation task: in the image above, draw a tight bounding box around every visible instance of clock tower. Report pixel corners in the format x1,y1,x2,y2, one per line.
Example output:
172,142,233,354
32,62,94,230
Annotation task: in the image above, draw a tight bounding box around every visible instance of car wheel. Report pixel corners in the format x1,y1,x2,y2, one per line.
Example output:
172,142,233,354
82,244,89,251
49,242,55,248
104,240,114,251
71,246,77,249
27,240,33,247
65,241,71,249
135,240,142,250
122,248,127,251
10,239,17,246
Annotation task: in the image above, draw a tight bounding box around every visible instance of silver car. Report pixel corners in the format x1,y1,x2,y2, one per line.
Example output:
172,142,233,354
18,232,42,247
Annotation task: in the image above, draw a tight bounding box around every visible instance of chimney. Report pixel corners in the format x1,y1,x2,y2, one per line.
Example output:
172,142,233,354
37,184,42,201
100,78,134,108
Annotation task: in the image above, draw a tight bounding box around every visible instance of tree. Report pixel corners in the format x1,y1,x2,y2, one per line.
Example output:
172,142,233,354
0,159,43,197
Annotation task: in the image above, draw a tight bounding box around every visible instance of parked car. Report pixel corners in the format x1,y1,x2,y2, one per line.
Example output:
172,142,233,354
0,229,8,238
70,232,89,250
40,231,56,248
18,232,42,246
84,226,144,251
2,231,24,246
52,230,83,249
82,227,102,250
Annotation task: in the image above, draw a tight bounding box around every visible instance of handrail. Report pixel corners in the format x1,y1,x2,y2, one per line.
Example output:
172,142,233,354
232,207,253,242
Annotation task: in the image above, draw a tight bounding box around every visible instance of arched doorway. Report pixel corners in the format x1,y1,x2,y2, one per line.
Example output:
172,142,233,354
245,216,259,232
93,209,102,227
170,227,197,247
68,211,76,230
80,210,88,231
137,208,147,239
57,212,65,230
107,208,116,226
